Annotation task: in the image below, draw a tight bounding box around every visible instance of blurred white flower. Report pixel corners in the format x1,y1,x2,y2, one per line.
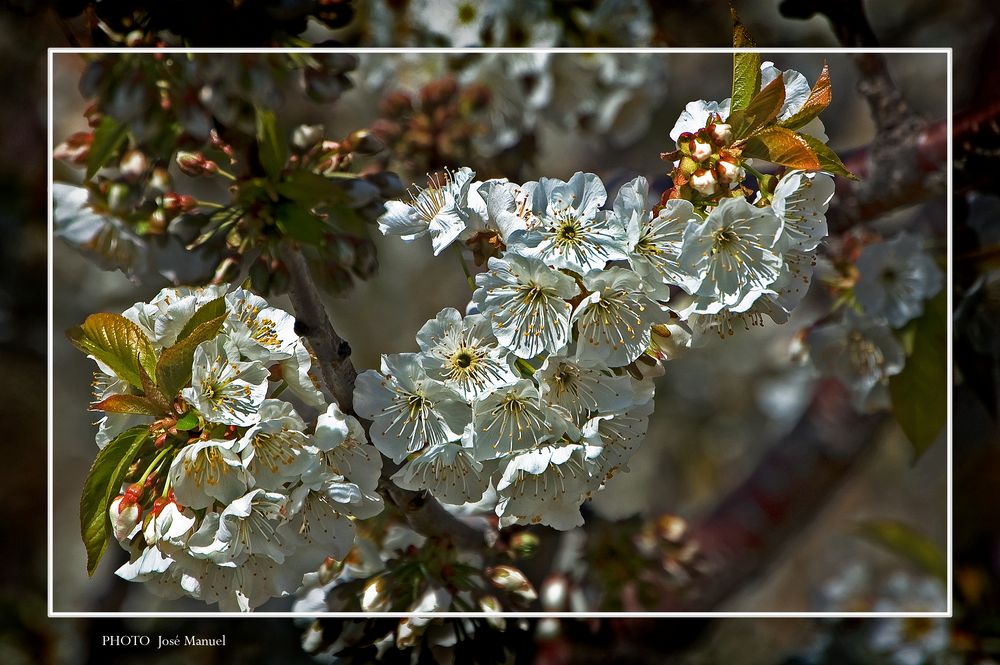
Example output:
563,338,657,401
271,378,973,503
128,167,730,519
855,233,943,327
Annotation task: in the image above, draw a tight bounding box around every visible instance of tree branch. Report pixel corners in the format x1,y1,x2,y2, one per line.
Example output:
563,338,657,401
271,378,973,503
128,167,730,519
278,242,486,550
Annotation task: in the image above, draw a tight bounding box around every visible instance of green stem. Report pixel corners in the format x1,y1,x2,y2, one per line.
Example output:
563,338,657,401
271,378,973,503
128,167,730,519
454,243,475,291
215,167,237,181
515,358,536,376
196,199,225,209
138,445,173,486
161,468,173,498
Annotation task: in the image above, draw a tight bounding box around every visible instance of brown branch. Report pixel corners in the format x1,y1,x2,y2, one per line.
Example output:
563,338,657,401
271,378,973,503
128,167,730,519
278,241,486,551
670,379,886,611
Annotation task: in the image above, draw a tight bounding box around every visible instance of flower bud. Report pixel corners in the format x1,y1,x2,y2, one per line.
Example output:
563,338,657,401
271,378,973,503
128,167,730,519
361,576,391,612
690,168,719,196
175,151,218,177
148,167,171,193
119,149,148,182
486,565,538,602
161,192,197,214
342,129,384,155
292,124,324,152
715,157,744,185
53,132,92,165
707,122,733,146
676,131,695,149
110,495,142,542
479,596,506,630
509,531,540,559
689,137,713,162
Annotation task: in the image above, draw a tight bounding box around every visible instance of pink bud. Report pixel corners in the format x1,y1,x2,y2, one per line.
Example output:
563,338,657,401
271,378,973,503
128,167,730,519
53,132,92,165
708,122,733,146
716,158,745,185
486,565,538,602
109,495,142,542
689,137,713,162
119,149,148,182
690,168,719,196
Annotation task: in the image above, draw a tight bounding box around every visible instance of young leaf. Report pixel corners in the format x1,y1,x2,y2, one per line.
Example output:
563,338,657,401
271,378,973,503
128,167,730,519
780,61,833,131
856,519,948,583
889,290,947,459
742,127,821,170
255,107,287,179
276,202,327,245
67,313,157,390
80,426,149,575
175,296,227,343
86,116,128,180
727,75,785,140
799,133,859,180
277,171,348,207
731,9,760,112
138,361,174,414
90,394,165,416
174,411,200,431
155,314,227,398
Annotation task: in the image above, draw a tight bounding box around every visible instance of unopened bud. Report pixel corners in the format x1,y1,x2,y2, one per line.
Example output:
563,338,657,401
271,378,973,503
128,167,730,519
487,565,538,602
119,149,147,181
53,132,92,165
110,495,142,541
161,192,197,213
292,124,324,152
479,596,506,630
509,531,540,559
342,129,383,155
690,168,719,196
707,122,733,146
676,131,695,148
175,151,217,177
715,158,744,185
361,576,391,612
689,137,713,162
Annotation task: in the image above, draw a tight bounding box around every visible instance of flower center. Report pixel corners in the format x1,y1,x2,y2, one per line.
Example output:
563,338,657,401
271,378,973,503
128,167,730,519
451,348,476,369
847,331,885,376
711,227,740,253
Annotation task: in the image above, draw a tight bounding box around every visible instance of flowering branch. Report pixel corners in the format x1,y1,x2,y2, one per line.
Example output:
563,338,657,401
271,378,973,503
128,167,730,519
279,241,486,550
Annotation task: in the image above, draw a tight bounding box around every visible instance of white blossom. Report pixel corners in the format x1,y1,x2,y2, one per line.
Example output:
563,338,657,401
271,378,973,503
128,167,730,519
855,233,943,327
224,288,299,362
679,197,784,315
416,307,517,399
181,336,269,427
572,267,666,366
536,355,635,423
168,439,251,510
473,254,578,359
354,353,471,463
236,400,316,490
471,379,568,460
391,442,491,505
378,167,476,256
508,172,628,273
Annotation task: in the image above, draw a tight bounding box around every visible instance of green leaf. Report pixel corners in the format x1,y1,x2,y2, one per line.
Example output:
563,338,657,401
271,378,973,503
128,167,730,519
174,411,200,431
155,314,227,398
176,296,227,342
780,62,833,131
67,313,157,389
727,75,785,140
799,133,858,180
86,116,128,180
90,394,165,416
742,127,821,170
889,290,947,459
277,171,351,207
255,107,286,179
275,202,326,245
80,426,149,575
857,519,948,583
731,10,760,112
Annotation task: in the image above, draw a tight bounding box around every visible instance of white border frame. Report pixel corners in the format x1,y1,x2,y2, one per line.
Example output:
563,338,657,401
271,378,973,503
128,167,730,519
48,46,953,619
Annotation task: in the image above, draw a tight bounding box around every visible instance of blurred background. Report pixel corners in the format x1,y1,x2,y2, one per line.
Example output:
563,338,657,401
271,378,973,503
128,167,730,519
2,0,994,662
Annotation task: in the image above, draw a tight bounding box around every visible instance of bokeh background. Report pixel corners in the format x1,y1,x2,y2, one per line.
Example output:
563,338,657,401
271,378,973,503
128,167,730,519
1,0,994,662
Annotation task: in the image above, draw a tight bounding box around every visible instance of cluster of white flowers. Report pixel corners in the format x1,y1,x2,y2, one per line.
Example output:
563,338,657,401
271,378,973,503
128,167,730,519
370,64,840,528
92,285,383,610
807,232,942,410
